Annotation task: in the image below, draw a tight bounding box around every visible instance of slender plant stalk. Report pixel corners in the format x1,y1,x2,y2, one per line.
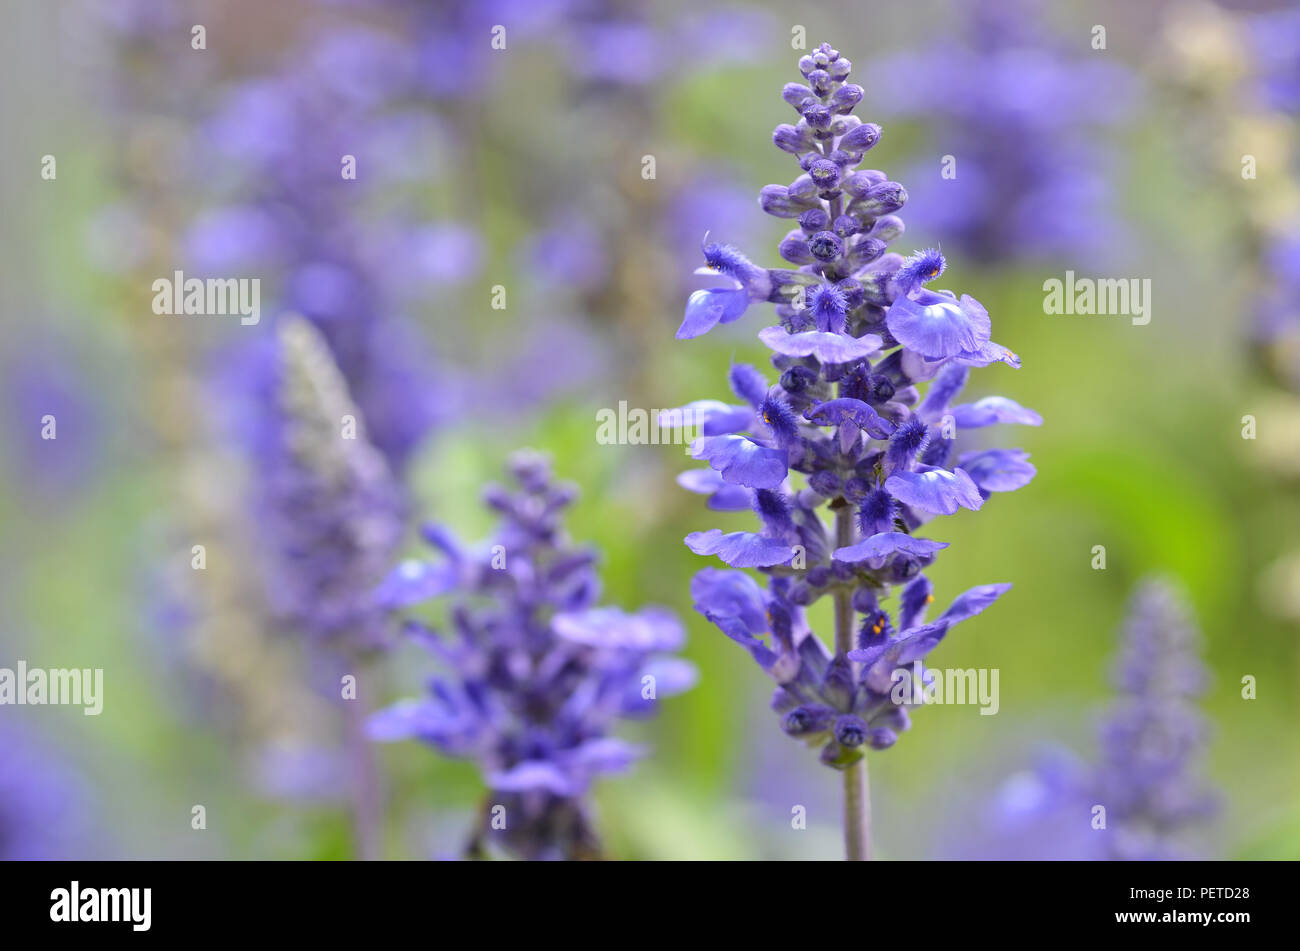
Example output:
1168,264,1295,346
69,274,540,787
344,665,382,861
834,503,871,861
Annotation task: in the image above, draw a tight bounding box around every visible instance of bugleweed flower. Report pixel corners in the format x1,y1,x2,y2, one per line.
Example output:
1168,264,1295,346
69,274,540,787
369,452,696,860
1093,580,1217,860
670,43,1037,855
261,317,404,652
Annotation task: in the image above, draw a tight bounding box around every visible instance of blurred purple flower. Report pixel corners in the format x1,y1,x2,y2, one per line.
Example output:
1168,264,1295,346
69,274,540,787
1093,580,1218,859
1248,6,1300,115
1242,8,1300,389
91,11,457,471
946,580,1217,860
370,451,695,859
870,0,1135,265
257,318,405,652
0,724,89,859
0,339,103,498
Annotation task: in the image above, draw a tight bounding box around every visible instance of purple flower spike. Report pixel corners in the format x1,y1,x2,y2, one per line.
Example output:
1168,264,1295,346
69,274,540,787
690,568,770,633
940,583,1012,624
690,434,788,488
668,42,1037,789
1094,580,1218,859
373,559,458,610
263,318,404,650
685,529,797,568
955,338,1023,369
969,581,1218,860
370,454,694,860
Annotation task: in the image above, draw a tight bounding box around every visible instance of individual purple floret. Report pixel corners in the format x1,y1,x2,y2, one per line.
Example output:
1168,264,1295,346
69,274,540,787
671,42,1037,860
369,451,696,860
259,317,405,652
1093,580,1217,860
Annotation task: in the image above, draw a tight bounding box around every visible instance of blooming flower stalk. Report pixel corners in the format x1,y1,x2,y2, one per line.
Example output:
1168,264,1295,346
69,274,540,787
263,316,405,859
369,452,696,860
263,317,405,652
1094,580,1217,860
670,42,1038,860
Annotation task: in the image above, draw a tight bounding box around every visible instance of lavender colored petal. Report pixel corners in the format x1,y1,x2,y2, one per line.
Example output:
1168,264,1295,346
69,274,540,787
884,465,984,515
685,529,796,568
677,287,749,339
833,531,949,563
850,621,951,692
758,325,883,362
676,468,753,511
951,396,1043,428
705,612,779,671
886,289,992,359
690,434,788,488
957,449,1037,492
941,583,1013,625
